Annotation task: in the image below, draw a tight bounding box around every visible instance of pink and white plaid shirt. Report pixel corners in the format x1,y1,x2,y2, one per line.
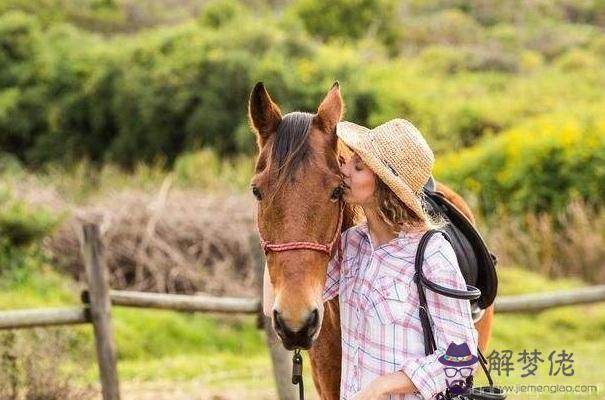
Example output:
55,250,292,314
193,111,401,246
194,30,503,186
322,223,479,400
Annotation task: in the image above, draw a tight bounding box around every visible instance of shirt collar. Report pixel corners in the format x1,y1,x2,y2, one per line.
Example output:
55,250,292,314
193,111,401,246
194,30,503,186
357,221,423,247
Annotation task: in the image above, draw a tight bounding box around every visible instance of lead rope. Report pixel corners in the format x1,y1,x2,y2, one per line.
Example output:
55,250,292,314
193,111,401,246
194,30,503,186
292,349,304,400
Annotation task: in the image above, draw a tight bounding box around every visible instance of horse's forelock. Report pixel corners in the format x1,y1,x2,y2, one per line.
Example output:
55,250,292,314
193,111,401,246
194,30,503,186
267,112,314,200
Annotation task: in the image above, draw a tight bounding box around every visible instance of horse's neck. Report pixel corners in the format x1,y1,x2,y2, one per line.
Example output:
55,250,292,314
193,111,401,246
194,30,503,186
341,203,358,232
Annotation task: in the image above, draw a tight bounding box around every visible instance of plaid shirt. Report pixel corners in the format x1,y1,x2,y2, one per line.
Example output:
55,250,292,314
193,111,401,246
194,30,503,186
323,223,479,400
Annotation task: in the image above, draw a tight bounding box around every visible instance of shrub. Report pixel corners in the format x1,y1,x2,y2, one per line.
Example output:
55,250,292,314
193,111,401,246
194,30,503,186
0,184,60,246
555,48,599,71
435,115,605,216
524,22,598,60
1,3,604,171
292,0,399,46
0,12,45,158
418,45,471,73
0,329,95,400
0,12,381,167
0,183,60,283
400,9,483,51
173,149,254,191
198,0,248,29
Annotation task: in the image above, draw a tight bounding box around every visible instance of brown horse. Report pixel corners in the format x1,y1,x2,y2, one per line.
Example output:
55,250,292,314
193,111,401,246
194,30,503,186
249,82,495,399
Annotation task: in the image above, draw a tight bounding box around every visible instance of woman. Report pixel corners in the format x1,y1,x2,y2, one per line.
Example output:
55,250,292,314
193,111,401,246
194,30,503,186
265,119,478,399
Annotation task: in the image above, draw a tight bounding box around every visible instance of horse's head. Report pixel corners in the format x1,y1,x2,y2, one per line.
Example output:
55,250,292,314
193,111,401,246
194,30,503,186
249,82,344,349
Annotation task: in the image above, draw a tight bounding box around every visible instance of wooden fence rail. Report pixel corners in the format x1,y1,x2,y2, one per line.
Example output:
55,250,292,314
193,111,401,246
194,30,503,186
4,285,605,332
1,221,605,400
82,290,260,314
494,284,605,313
0,307,90,329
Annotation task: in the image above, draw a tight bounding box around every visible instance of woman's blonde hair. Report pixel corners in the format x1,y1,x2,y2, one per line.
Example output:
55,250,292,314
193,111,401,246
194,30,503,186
374,178,445,234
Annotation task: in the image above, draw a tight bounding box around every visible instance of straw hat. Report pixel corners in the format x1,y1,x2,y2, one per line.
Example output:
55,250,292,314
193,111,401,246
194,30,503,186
336,118,434,218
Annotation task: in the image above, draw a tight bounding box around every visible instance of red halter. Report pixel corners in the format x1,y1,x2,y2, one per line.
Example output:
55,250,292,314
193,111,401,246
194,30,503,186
256,201,345,258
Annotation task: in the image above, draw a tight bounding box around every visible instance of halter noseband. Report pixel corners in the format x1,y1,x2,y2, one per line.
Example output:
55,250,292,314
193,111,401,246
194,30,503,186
257,201,345,257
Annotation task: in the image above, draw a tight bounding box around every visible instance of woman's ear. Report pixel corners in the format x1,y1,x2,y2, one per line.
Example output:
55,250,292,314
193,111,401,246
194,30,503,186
249,82,282,149
316,82,344,135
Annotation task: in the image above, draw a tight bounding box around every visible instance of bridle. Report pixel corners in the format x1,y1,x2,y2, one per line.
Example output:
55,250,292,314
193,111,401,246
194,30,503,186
257,200,345,258
255,199,345,400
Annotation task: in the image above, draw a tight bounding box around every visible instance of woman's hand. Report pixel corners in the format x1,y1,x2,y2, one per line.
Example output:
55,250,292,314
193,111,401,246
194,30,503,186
350,377,385,400
351,371,418,399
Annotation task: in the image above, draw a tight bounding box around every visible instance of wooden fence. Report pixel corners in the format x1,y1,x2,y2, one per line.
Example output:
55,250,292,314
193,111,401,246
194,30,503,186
1,222,605,399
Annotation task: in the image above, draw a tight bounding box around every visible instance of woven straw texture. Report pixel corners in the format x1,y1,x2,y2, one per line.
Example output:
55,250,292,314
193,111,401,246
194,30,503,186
336,118,434,218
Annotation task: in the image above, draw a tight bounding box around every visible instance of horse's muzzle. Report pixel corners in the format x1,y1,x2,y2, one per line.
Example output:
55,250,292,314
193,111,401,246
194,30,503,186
273,308,320,350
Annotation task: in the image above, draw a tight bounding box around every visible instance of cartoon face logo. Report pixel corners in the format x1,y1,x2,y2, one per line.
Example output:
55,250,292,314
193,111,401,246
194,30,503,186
438,342,478,396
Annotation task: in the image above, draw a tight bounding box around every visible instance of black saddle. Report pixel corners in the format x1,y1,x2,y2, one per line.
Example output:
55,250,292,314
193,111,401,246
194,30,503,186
422,177,498,310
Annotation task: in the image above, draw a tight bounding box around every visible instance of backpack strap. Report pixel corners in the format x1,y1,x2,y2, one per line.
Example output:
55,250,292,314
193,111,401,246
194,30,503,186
415,230,481,308
414,229,442,356
414,229,481,355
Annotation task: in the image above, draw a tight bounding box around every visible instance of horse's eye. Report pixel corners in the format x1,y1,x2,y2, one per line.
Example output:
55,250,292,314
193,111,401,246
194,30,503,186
330,185,344,202
251,186,262,201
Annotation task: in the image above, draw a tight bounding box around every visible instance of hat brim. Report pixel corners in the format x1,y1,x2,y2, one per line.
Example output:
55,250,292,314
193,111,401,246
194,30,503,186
438,355,479,367
336,121,426,219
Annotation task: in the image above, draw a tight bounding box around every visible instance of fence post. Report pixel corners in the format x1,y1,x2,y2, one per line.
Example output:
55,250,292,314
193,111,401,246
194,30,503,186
251,236,299,400
80,223,121,400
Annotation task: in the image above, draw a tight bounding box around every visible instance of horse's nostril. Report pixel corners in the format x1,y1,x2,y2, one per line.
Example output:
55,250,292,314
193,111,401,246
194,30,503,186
309,309,319,327
306,308,320,335
273,310,284,333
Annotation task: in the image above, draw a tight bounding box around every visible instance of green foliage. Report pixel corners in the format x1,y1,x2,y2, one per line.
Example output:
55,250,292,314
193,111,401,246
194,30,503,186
173,149,254,192
0,180,60,283
0,184,59,246
198,0,248,29
292,0,399,45
112,310,264,361
555,48,600,71
0,12,44,157
435,115,605,216
0,11,382,167
400,8,483,50
0,0,604,222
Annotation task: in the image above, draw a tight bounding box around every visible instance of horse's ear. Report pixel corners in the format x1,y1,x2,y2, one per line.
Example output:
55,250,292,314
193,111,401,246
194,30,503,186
249,82,282,148
315,81,343,135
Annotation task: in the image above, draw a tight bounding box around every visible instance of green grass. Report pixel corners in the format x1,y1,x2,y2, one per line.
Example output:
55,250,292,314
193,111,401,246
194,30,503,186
474,265,605,398
1,265,604,398
0,265,78,307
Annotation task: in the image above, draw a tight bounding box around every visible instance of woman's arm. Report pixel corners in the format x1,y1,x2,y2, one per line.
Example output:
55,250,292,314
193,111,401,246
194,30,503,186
398,235,479,399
